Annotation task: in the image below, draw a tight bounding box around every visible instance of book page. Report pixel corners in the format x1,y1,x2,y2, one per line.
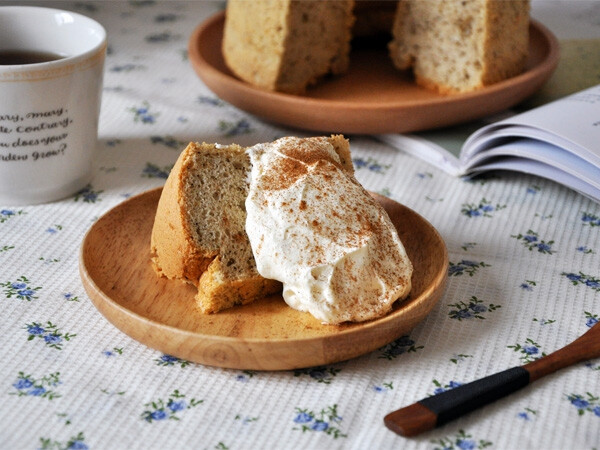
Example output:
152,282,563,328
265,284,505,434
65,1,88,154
377,115,508,176
376,133,463,176
463,84,600,166
467,157,600,204
463,139,600,191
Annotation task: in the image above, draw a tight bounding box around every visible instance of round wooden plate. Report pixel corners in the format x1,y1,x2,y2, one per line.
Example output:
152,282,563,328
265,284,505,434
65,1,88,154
79,188,447,371
188,12,559,134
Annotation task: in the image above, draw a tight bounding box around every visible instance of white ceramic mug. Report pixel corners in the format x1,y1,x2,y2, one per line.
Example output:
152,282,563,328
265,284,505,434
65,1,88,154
0,6,106,205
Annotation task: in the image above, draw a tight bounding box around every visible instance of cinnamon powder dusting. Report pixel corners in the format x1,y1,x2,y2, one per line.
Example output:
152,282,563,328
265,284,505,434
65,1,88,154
260,137,344,191
244,136,413,324
261,156,306,190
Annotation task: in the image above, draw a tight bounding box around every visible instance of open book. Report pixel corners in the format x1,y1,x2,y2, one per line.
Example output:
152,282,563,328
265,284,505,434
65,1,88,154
378,84,600,203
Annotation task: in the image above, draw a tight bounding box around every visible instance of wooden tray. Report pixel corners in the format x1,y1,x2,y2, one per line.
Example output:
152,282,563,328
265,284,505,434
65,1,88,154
79,188,447,370
188,12,559,134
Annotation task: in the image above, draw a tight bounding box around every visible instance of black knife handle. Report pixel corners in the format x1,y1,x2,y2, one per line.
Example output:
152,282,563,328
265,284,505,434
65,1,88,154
385,366,530,436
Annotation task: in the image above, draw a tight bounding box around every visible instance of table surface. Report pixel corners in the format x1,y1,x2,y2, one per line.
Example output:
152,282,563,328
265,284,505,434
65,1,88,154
1,1,599,449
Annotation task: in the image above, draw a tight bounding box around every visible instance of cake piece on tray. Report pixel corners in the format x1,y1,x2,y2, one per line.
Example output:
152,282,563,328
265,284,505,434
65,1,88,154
388,0,530,93
221,0,530,95
151,135,413,324
222,0,355,94
150,142,281,314
150,136,353,315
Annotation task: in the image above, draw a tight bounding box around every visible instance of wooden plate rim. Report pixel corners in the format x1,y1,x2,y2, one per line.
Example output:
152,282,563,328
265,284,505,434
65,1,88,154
80,188,448,365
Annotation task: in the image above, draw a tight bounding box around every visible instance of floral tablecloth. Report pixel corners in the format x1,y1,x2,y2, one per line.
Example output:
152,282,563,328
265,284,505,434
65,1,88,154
1,1,599,449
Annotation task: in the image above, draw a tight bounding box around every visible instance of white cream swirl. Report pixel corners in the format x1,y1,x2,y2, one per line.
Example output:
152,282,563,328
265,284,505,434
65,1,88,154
245,137,412,324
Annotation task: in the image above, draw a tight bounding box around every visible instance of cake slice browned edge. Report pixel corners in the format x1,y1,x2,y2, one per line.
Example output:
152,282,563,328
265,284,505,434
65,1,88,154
150,143,215,285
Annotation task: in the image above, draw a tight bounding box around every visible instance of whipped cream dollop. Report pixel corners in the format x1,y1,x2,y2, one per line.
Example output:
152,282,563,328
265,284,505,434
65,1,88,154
245,137,412,324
